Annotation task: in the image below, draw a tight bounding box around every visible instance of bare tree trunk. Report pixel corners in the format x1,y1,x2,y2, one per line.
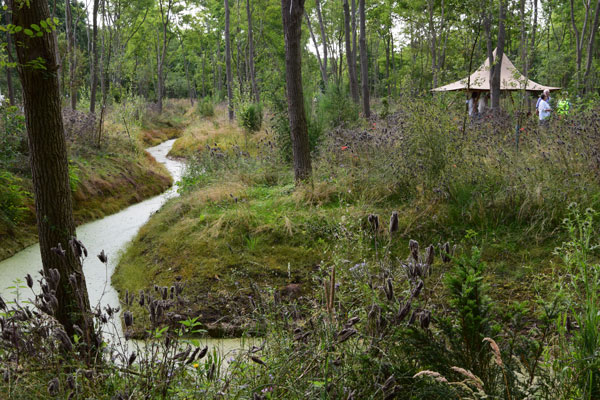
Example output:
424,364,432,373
281,0,312,181
179,34,195,106
90,0,99,113
157,0,174,114
359,0,370,117
246,0,259,103
9,0,96,349
314,0,328,85
584,0,600,92
491,0,506,110
225,0,234,120
343,0,359,103
385,33,390,97
351,0,357,72
4,12,15,105
65,0,76,110
427,0,438,88
305,12,327,85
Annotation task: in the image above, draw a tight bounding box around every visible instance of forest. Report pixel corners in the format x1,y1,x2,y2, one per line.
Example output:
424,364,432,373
1,0,600,398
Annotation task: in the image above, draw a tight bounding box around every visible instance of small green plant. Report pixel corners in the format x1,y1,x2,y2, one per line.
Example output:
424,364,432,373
238,102,263,132
0,171,29,227
196,97,215,118
0,105,26,168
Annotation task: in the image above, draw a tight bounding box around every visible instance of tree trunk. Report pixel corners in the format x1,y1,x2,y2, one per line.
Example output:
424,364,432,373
491,0,506,110
427,0,438,88
344,0,359,103
65,0,76,110
225,0,234,120
359,0,370,117
246,0,259,103
351,0,357,72
4,12,15,105
181,38,195,106
157,0,173,114
9,0,96,348
584,0,600,92
90,0,99,113
281,0,312,181
306,11,326,85
314,0,327,85
385,33,390,97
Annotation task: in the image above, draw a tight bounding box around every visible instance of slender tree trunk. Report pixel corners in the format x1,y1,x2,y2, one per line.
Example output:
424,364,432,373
281,0,312,181
584,0,600,92
4,12,15,105
180,36,195,106
491,0,506,110
305,12,326,85
90,0,99,113
344,0,359,103
385,33,390,97
157,0,173,114
351,0,357,73
246,0,259,103
9,0,96,348
427,0,438,88
314,0,327,85
359,0,370,117
225,0,234,120
65,0,76,110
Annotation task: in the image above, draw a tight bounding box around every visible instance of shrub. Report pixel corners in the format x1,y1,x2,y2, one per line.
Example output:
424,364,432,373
196,97,215,118
0,171,29,227
315,84,359,128
238,102,263,132
0,105,26,169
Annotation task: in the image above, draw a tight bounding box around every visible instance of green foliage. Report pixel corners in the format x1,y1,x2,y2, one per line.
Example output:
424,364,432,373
0,171,29,227
0,105,26,169
314,84,359,128
555,204,600,399
196,97,215,118
237,102,263,132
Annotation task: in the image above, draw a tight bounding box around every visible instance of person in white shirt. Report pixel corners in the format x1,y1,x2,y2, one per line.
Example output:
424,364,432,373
538,93,552,124
467,92,479,117
478,93,488,115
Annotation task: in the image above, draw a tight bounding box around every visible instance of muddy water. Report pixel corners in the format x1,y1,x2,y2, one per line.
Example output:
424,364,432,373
0,140,250,347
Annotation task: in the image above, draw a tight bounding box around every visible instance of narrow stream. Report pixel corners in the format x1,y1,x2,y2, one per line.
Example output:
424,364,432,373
0,140,245,356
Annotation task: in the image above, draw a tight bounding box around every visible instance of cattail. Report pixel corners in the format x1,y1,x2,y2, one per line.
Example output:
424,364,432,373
123,311,133,328
128,351,137,366
97,250,108,264
48,377,60,396
483,337,503,367
186,347,201,364
25,274,33,289
51,243,66,257
389,211,399,234
138,290,145,307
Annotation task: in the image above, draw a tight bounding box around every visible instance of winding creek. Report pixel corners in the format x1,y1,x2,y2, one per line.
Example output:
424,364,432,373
0,139,243,355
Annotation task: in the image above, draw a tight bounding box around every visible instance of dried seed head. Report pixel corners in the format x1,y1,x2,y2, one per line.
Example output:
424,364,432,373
0,296,6,311
411,280,424,298
66,374,75,390
125,290,129,307
409,239,419,262
250,356,267,366
162,287,168,300
384,278,394,301
337,328,357,343
68,274,78,290
397,300,411,323
368,214,379,232
450,367,483,390
128,351,137,366
25,274,33,289
55,328,73,352
413,370,448,384
419,310,431,329
51,243,66,257
389,211,399,235
186,347,201,364
425,244,434,267
198,346,208,360
138,290,145,307
48,377,60,396
483,337,503,367
123,311,133,328
97,250,108,264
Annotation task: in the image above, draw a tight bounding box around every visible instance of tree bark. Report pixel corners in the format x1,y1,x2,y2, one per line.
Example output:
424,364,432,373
4,11,15,105
343,0,359,103
65,0,76,110
157,0,174,114
9,0,96,348
491,0,506,110
225,0,234,120
359,0,370,117
305,11,326,85
281,0,312,181
246,0,259,103
90,0,99,113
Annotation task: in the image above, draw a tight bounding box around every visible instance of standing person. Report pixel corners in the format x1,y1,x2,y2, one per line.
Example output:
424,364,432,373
478,92,488,116
536,89,551,115
467,92,478,117
538,93,552,124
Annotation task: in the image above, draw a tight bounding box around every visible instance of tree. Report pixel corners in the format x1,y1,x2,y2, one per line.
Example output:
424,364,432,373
90,0,99,113
359,0,370,117
490,0,505,110
281,0,312,181
65,0,76,110
157,0,176,114
246,0,259,103
225,0,234,120
343,0,359,103
9,0,96,347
